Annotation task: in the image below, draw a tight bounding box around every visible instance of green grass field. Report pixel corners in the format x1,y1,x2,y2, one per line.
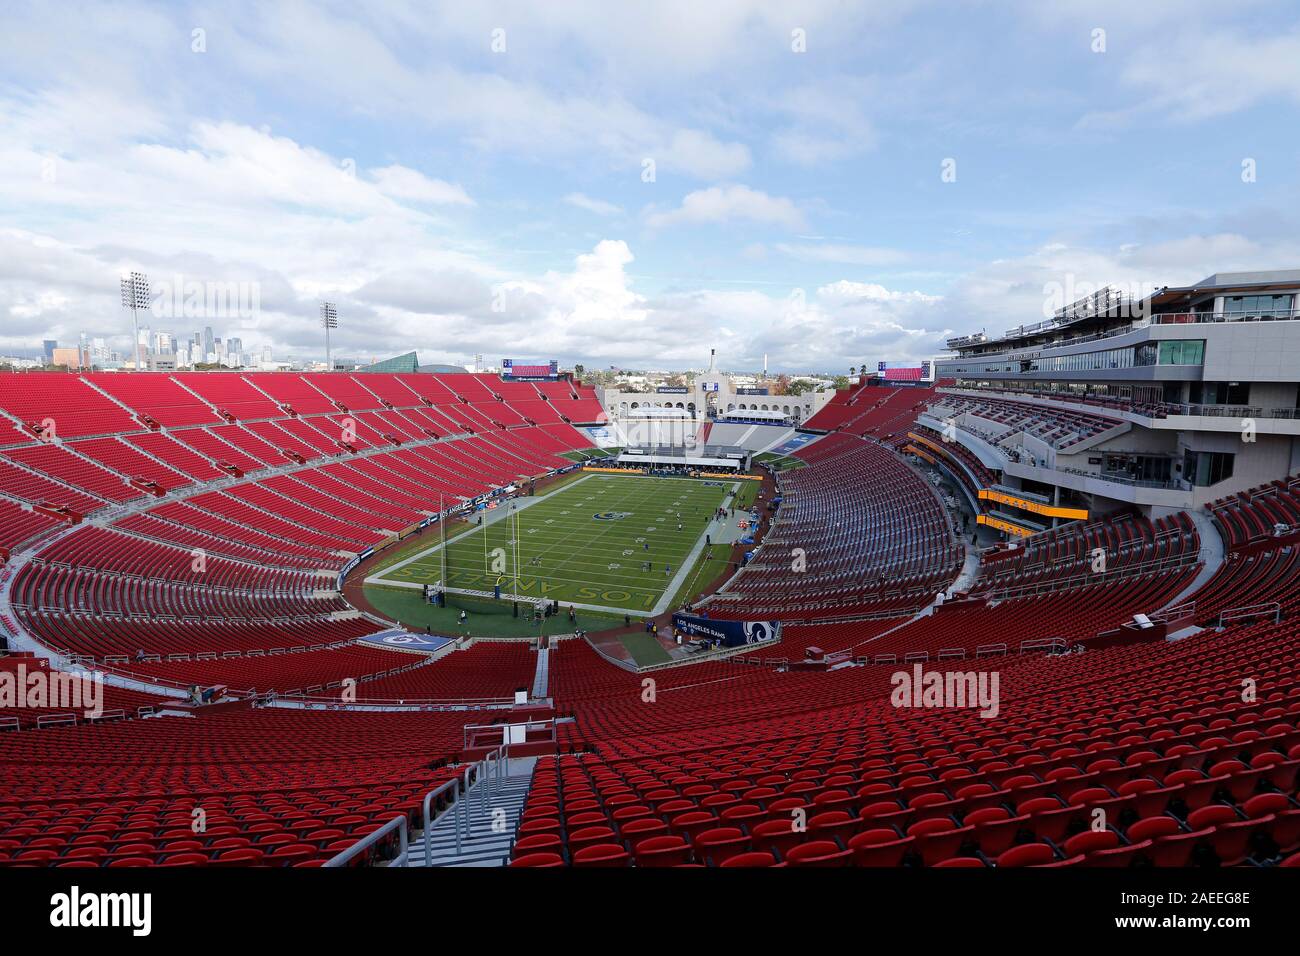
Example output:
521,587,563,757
754,451,807,472
367,473,736,614
559,446,621,462
364,584,627,638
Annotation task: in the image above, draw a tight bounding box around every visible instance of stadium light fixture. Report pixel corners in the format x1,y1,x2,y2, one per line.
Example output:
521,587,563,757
320,301,339,371
120,271,150,371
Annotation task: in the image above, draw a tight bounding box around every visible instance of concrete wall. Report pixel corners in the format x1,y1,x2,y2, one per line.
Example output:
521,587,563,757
601,380,830,424
1200,322,1300,381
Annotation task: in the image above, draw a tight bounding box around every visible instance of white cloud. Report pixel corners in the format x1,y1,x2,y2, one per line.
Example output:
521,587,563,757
1060,13,1300,129
933,233,1300,334
660,129,752,180
371,165,474,206
646,185,807,232
1,0,1294,376
0,105,493,362
816,280,941,307
775,243,909,267
211,3,755,180
429,241,950,371
563,193,624,217
769,81,878,166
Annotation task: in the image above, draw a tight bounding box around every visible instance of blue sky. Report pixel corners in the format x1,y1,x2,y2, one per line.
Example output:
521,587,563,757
2,0,1299,372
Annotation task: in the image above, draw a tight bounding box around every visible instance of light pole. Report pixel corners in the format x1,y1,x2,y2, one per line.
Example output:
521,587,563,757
320,301,338,371
120,271,149,371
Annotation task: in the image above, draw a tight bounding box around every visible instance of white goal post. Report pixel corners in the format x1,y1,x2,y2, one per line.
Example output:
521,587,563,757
428,583,554,609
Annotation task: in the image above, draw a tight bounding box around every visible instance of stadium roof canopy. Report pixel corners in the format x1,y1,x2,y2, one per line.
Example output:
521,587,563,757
419,362,471,374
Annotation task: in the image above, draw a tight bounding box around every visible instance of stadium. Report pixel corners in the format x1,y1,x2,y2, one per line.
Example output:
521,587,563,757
2,267,1299,885
6,1,1299,938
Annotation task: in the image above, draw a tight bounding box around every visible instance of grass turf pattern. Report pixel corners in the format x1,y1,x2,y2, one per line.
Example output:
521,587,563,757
370,473,733,613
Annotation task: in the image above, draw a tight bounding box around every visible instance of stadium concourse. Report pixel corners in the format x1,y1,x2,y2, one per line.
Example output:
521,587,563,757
0,370,1297,871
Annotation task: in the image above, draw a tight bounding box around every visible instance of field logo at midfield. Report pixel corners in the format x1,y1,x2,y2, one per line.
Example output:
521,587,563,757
593,511,633,521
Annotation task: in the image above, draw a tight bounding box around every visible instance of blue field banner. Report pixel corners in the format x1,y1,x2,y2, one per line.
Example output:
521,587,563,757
771,433,816,455
671,613,781,648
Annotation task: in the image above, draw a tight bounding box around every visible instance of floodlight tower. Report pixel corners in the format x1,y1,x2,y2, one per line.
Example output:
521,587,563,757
120,271,150,371
320,301,338,371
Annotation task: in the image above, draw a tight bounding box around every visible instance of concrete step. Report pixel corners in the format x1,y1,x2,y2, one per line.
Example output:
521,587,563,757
406,758,537,867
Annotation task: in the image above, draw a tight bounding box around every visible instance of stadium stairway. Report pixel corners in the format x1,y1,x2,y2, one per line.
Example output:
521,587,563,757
532,646,550,699
947,544,981,596
407,756,539,867
1159,506,1226,611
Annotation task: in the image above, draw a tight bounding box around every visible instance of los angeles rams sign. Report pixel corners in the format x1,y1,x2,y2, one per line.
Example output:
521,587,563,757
593,511,633,521
670,613,782,648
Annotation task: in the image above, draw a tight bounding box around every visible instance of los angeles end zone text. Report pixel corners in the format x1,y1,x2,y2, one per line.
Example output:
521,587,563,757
368,474,736,613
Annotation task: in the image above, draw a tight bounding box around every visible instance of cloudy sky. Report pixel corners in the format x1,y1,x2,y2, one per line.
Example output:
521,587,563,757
3,0,1299,373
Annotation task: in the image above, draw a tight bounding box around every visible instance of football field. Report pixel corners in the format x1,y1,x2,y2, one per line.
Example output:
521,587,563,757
366,473,738,614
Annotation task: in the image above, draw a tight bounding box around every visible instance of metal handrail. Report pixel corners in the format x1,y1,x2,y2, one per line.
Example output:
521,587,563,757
985,523,1192,574
1020,637,1068,655
1151,600,1197,622
327,742,514,869
270,697,517,712
982,551,1199,602
462,721,551,747
421,778,463,866
324,814,408,868
1218,602,1282,627
1056,466,1181,490
429,743,510,866
1154,309,1299,324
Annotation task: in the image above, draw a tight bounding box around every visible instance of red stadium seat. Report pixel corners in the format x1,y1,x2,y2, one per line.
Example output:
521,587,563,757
784,840,853,867
633,836,691,868
571,844,631,868
1,370,1297,880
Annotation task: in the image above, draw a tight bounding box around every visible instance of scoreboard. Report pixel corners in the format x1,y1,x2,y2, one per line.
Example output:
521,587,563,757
502,359,559,379
877,361,932,382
